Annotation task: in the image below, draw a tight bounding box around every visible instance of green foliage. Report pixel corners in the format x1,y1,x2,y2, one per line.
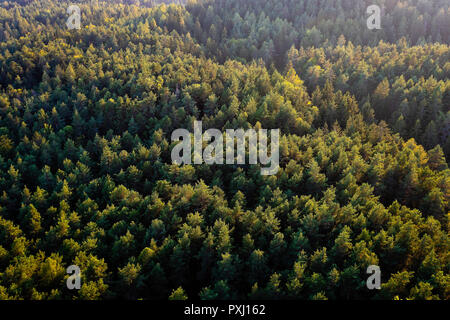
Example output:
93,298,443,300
169,287,188,300
0,0,447,301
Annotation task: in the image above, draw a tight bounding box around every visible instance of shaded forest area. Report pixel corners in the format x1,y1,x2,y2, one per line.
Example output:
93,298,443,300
0,0,448,300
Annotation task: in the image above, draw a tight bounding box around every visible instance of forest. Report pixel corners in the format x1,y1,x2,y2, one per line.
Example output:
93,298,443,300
0,0,448,300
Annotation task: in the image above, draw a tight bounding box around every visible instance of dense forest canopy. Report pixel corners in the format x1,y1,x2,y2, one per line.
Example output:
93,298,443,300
149,0,450,158
0,0,448,300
